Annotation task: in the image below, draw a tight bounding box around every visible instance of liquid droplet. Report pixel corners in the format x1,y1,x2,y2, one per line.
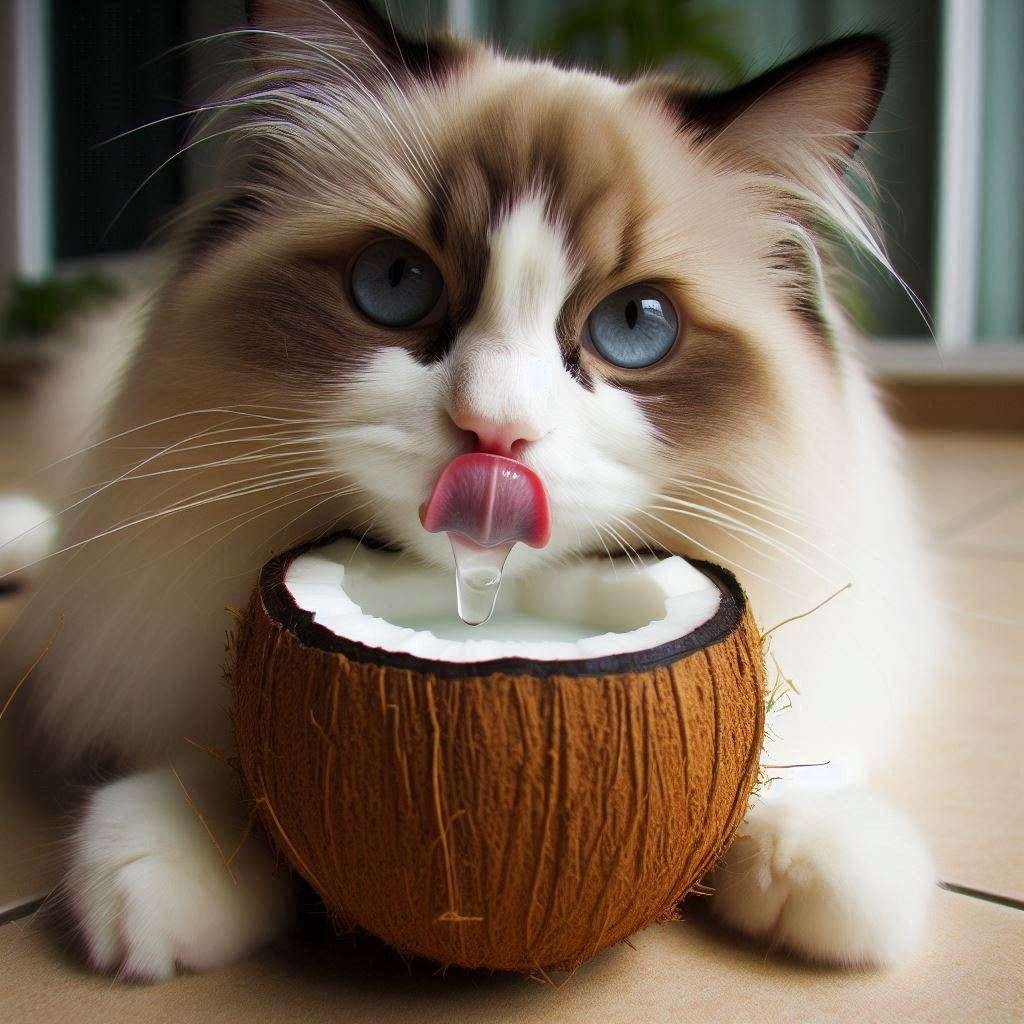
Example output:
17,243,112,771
450,535,512,626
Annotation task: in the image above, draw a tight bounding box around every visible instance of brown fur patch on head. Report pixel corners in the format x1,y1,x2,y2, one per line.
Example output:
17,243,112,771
422,71,651,366
414,68,786,446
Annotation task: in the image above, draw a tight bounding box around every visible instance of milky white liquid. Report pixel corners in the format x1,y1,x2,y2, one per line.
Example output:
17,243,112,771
400,611,594,643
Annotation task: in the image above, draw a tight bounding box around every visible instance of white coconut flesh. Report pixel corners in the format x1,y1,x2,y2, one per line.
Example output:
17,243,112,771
284,538,723,665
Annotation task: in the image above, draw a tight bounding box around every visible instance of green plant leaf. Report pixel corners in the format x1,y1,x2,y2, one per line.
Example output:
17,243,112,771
2,273,122,342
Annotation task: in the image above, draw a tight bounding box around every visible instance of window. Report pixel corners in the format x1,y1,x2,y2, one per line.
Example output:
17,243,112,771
978,0,1024,341
3,0,1020,359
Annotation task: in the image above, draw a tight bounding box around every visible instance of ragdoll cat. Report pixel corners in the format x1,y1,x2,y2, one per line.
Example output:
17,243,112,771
0,0,941,980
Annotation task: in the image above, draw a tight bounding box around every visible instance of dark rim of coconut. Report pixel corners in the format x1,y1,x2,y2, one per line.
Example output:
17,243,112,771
259,533,746,679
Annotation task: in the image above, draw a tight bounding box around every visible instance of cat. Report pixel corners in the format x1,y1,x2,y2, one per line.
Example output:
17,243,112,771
0,0,942,980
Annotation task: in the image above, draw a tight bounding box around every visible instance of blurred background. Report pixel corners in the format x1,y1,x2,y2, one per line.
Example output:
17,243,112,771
0,0,1021,423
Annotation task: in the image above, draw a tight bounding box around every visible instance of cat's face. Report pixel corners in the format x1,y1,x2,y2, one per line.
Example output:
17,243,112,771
162,2,887,571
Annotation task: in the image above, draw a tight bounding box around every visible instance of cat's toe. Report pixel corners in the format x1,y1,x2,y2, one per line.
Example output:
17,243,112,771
68,767,294,981
708,787,934,967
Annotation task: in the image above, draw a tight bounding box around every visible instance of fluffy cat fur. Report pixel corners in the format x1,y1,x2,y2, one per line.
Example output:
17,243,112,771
0,0,943,979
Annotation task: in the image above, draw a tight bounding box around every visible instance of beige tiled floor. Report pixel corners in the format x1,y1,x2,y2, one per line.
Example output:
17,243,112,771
2,430,1023,1022
903,433,1024,538
2,890,1022,1024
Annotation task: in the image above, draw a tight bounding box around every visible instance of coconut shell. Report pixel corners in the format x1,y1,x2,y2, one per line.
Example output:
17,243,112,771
232,543,765,973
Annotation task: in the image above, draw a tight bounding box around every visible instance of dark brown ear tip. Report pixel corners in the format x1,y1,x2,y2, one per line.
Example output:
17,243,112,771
824,31,891,59
771,33,891,97
829,32,892,89
825,33,892,129
243,0,269,25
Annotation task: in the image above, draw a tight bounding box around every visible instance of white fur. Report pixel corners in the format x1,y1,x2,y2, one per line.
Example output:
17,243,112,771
709,787,934,966
0,29,943,981
446,197,571,451
68,751,294,980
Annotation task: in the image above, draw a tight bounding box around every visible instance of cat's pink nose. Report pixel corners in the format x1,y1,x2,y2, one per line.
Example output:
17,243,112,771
449,409,547,458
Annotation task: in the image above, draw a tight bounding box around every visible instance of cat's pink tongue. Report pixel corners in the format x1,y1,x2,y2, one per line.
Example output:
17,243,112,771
420,453,550,549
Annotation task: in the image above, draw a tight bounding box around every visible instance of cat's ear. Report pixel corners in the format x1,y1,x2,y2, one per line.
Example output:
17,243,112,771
659,34,889,175
244,0,458,81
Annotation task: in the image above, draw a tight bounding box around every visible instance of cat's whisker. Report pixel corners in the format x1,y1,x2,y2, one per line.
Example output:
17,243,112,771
81,474,345,594
122,416,349,452
104,428,330,455
563,484,620,580
107,125,247,240
164,479,361,592
140,466,338,518
665,472,825,526
130,463,336,522
632,507,808,598
0,416,263,562
649,490,848,586
611,516,662,554
37,405,332,472
12,413,348,557
601,519,641,569
74,449,329,495
653,491,851,581
232,29,440,195
675,475,893,583
639,500,787,569
206,489,377,589
577,514,619,580
83,469,342,576
609,514,658,564
2,468,340,580
260,486,368,553
113,446,332,484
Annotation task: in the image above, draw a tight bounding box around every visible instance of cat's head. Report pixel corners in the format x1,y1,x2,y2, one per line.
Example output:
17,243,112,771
161,0,889,570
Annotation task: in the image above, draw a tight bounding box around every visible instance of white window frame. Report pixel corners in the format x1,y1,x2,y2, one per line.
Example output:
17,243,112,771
934,0,985,354
1,0,51,282
867,0,1024,379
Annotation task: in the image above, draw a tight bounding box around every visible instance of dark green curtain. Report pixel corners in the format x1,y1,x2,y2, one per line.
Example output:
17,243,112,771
49,0,189,259
48,0,449,262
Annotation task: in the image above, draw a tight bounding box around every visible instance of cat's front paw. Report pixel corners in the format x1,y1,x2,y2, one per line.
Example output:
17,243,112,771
68,765,294,981
708,787,934,966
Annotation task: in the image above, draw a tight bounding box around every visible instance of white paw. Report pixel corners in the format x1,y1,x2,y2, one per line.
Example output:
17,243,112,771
68,765,295,981
0,494,55,579
708,787,934,966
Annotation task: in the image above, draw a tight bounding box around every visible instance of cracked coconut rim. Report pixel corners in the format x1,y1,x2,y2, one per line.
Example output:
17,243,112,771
268,536,742,678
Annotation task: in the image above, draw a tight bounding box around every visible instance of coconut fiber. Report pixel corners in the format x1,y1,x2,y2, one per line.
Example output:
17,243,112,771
233,546,765,973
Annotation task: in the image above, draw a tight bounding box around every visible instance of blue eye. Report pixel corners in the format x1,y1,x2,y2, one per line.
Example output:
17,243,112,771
350,238,444,327
587,285,679,368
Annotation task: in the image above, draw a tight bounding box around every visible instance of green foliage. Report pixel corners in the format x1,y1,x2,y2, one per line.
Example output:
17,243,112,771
541,0,742,80
1,273,122,342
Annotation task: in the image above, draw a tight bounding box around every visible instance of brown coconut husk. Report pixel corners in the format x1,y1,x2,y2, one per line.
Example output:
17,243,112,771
232,541,765,973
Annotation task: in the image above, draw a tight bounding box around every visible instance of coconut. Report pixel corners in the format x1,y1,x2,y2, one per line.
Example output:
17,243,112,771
232,536,765,973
